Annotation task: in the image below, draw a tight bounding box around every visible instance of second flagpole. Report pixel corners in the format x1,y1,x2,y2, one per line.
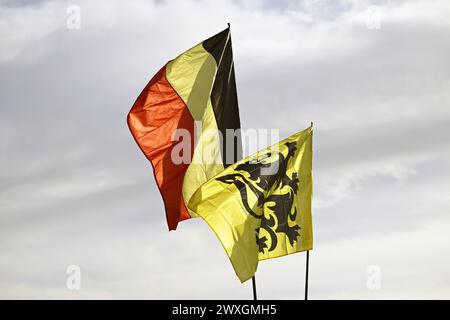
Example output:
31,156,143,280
305,250,310,300
252,276,257,300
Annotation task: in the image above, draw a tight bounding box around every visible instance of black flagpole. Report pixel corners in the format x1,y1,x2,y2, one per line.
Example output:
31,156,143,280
226,21,258,301
305,123,313,300
305,250,310,300
252,276,257,300
227,21,258,301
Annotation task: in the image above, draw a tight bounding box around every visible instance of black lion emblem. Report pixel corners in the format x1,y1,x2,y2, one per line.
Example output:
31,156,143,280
216,141,301,253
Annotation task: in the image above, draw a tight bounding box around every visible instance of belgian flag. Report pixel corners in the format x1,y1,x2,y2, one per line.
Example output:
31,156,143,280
188,125,313,282
128,27,242,230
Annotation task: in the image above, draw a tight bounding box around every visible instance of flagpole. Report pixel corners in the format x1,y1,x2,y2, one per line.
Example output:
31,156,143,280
304,122,313,301
227,20,258,301
305,250,310,300
252,276,257,300
227,21,258,301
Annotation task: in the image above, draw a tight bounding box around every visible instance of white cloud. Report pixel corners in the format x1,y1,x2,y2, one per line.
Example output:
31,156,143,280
0,1,62,62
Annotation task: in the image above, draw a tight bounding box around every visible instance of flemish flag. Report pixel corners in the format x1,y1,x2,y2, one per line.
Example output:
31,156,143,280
188,125,313,282
128,27,242,230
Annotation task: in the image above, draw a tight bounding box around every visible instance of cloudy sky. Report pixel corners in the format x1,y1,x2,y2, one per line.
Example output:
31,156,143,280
1,0,450,299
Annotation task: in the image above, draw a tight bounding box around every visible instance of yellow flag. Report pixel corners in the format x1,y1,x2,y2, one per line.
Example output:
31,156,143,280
188,125,313,282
